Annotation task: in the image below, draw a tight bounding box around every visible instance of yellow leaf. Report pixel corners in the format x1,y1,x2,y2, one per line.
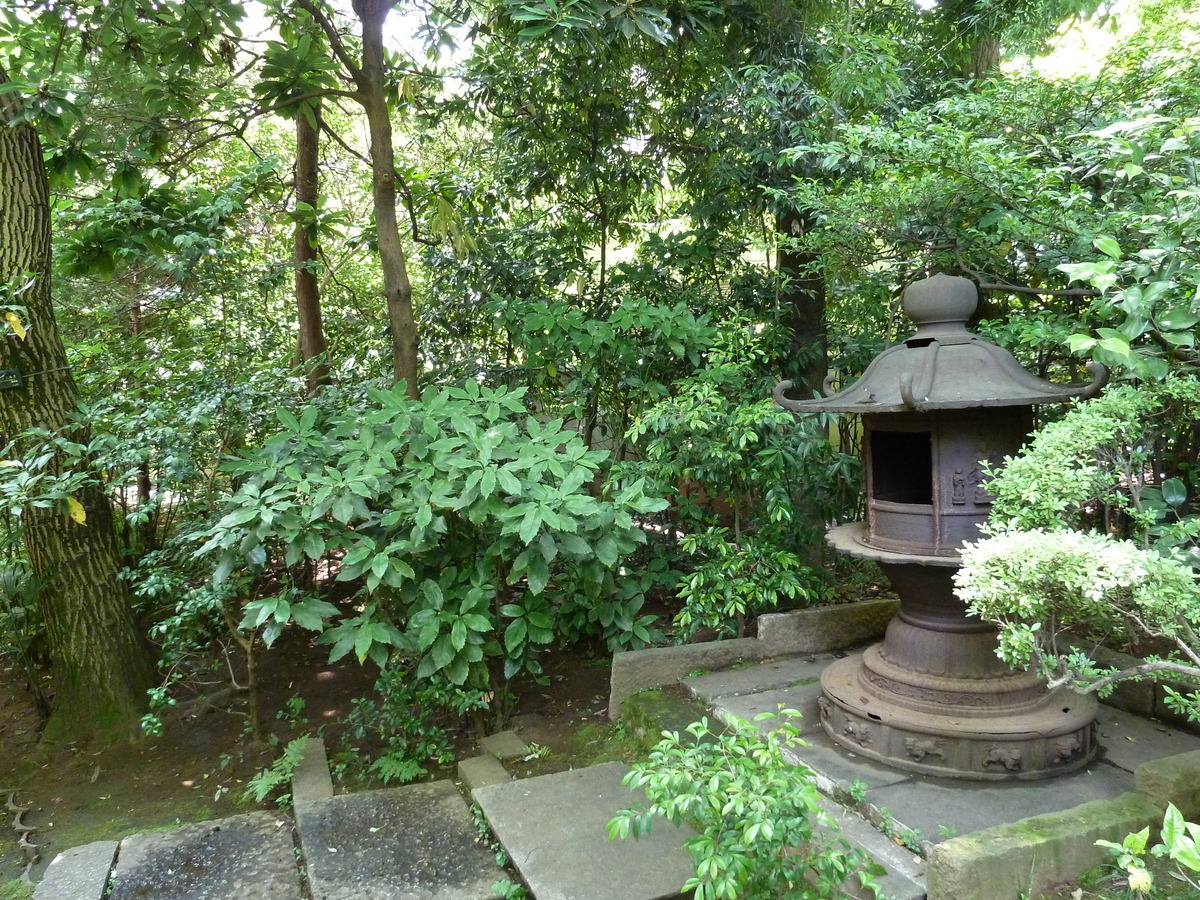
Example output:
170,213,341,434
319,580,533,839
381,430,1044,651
4,311,26,340
67,497,86,524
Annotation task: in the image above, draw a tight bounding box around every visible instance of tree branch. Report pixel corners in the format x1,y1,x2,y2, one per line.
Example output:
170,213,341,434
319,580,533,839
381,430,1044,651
976,280,1099,298
293,0,364,84
1080,660,1200,696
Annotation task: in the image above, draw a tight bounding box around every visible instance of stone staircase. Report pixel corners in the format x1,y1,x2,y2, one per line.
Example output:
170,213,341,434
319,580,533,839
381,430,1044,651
33,732,699,900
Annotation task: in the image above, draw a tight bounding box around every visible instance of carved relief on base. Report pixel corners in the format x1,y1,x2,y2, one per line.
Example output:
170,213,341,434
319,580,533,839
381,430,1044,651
982,744,1022,772
842,721,873,746
904,737,946,763
1053,735,1083,763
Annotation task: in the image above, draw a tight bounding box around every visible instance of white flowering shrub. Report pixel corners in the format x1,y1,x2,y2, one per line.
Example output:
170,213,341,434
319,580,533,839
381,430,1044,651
956,530,1200,713
955,377,1200,721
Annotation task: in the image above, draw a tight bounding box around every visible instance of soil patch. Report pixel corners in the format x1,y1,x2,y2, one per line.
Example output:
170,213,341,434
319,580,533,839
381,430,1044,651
0,629,615,887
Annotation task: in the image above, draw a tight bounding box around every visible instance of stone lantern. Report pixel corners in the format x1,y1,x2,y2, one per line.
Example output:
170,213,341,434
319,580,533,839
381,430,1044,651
775,274,1108,779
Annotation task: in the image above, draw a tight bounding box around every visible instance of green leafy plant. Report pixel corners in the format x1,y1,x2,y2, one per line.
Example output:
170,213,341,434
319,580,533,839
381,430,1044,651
1096,824,1156,897
674,527,816,640
607,712,882,900
341,665,486,784
198,381,668,724
0,564,48,718
490,878,530,900
244,735,310,807
1152,803,1200,892
847,779,868,804
956,378,1200,722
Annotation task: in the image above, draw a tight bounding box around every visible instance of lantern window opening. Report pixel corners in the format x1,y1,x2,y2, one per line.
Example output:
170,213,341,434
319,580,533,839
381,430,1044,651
871,430,933,505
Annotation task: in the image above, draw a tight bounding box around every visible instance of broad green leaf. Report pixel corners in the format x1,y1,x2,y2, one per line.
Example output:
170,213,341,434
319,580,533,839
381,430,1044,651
1158,307,1200,331
595,534,618,567
1093,236,1121,259
431,634,455,669
525,555,549,595
505,618,528,654
450,618,467,651
1163,478,1187,509
276,407,301,431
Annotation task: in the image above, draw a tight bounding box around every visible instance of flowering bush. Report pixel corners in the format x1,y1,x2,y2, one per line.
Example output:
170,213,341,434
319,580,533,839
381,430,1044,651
956,529,1200,713
954,378,1200,721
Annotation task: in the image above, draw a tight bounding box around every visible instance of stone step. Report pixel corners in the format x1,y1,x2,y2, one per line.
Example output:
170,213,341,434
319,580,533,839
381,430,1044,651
295,780,504,900
472,762,696,900
110,812,300,900
32,840,117,900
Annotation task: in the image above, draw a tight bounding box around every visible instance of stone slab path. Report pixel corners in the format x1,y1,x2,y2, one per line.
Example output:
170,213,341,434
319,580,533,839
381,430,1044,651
473,762,696,900
34,775,504,900
34,651,1200,900
107,813,300,900
297,781,503,900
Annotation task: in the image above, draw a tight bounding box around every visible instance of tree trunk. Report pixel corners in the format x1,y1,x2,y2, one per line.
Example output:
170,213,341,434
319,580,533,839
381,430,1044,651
353,0,419,398
0,65,153,744
776,207,827,398
295,104,331,393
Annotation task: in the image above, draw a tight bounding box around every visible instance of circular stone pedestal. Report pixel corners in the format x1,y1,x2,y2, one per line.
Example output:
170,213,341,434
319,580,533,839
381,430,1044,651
820,524,1098,780
818,655,1098,780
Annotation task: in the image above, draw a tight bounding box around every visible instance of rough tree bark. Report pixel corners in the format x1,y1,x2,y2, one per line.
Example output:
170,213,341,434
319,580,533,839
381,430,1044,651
295,104,331,393
0,65,153,744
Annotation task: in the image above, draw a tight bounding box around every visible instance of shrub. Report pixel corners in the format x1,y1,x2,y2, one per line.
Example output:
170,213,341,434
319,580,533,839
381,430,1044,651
608,712,882,900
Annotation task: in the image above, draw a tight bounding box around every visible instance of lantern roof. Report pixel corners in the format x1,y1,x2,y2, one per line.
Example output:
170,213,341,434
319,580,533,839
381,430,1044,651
775,274,1107,415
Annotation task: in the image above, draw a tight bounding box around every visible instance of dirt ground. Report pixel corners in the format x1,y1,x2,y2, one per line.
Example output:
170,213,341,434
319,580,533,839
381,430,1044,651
0,628,615,887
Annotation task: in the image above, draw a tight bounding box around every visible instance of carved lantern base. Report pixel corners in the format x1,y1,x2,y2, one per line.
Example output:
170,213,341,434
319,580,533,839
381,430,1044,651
819,526,1098,780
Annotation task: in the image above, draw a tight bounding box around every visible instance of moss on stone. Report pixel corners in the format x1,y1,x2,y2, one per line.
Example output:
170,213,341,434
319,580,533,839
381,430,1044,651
620,687,710,746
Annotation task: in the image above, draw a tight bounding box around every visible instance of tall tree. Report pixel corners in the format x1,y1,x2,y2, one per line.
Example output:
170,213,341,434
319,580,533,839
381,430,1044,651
0,64,153,742
290,0,421,396
295,103,332,392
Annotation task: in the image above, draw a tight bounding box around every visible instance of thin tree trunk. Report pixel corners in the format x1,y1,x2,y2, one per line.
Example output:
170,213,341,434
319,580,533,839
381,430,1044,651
295,104,331,393
353,0,419,397
776,208,827,398
0,65,153,744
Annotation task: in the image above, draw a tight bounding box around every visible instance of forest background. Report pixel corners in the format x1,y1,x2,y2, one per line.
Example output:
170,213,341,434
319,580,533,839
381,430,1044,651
1,0,1199,781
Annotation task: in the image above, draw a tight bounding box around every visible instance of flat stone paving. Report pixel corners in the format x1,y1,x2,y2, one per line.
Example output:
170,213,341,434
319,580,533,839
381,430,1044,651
295,780,503,900
473,761,696,900
33,840,117,900
683,654,1200,845
107,812,300,900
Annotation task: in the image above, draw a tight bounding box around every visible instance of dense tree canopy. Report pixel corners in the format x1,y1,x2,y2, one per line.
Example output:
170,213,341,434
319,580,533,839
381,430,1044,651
0,0,1198,753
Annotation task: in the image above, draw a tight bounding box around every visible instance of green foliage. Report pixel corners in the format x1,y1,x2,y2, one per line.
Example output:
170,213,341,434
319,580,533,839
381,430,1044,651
0,562,47,715
1154,803,1200,891
625,325,858,542
674,527,816,640
1096,824,1156,896
341,665,487,784
956,379,1200,718
199,381,667,709
1097,803,1200,897
244,736,310,807
490,879,530,900
608,712,881,900
0,880,34,900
